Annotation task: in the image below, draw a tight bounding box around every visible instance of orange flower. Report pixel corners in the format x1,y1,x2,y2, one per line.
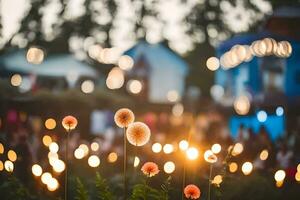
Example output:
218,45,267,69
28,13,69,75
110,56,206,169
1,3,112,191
141,162,159,177
126,122,151,146
114,108,135,128
184,184,201,199
62,115,78,131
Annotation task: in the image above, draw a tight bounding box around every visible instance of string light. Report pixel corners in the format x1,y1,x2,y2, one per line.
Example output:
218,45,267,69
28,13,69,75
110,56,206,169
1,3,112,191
88,155,100,168
4,160,14,172
32,164,43,177
79,144,89,156
152,143,162,153
259,149,269,161
74,148,85,159
274,170,286,182
45,118,56,130
211,144,222,154
229,162,238,173
49,142,59,153
91,142,99,151
7,150,17,162
242,162,253,175
107,152,118,163
164,161,175,174
42,135,52,147
163,144,174,154
41,172,52,184
186,147,199,160
179,140,189,151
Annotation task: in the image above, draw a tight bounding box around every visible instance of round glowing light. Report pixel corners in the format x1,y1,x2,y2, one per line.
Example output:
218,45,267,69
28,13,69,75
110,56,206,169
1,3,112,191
106,67,124,90
41,172,52,184
79,144,89,156
164,161,175,174
276,106,284,116
204,150,218,163
91,142,99,151
163,144,174,154
232,143,244,156
206,56,220,71
0,143,4,154
107,152,118,163
211,144,222,154
257,110,267,122
45,118,56,130
234,95,251,115
242,162,253,175
4,160,14,172
295,172,300,182
62,115,78,131
274,170,286,182
210,85,224,101
259,149,269,161
74,148,85,159
0,161,3,171
152,143,162,153
167,90,179,102
118,55,134,71
32,164,43,177
134,156,140,168
49,142,59,153
88,155,100,168
179,140,189,151
297,163,300,172
42,135,52,147
11,74,22,86
127,79,143,94
81,80,95,94
26,47,44,64
212,175,223,185
88,44,102,59
52,160,65,173
172,103,184,117
47,177,59,191
229,162,238,173
186,147,199,160
7,150,17,162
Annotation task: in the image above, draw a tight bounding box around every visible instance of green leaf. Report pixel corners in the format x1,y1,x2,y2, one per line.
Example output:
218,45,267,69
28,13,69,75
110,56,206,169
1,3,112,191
75,177,89,200
95,172,114,200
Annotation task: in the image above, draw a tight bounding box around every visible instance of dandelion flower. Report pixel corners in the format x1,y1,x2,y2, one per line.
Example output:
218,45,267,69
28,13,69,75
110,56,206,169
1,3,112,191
141,162,159,177
184,184,201,199
62,115,78,131
126,122,151,146
114,108,135,128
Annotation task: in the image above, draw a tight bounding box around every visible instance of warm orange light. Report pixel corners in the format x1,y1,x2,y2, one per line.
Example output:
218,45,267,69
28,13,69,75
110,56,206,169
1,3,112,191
163,144,174,154
163,161,175,174
259,149,269,161
274,170,286,182
88,155,100,168
74,148,85,159
7,150,17,162
186,147,199,160
107,152,118,163
0,143,4,154
91,142,99,151
42,135,52,147
152,143,162,153
45,118,56,130
211,144,222,154
242,162,253,175
229,162,238,173
179,140,189,151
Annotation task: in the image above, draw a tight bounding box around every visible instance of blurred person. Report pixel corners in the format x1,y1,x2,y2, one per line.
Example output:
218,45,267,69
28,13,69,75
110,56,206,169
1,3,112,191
276,143,293,169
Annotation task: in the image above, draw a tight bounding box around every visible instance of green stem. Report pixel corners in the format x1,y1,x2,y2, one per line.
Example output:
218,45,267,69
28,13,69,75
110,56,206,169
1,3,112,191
208,164,213,200
124,128,127,200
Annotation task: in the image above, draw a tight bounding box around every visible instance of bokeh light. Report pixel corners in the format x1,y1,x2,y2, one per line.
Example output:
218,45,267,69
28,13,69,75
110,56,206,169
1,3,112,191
212,175,223,185
204,150,217,163
91,142,99,151
229,162,238,173
259,149,269,161
276,106,284,116
26,47,44,64
186,147,199,160
118,55,134,71
79,144,89,156
11,74,22,86
134,156,140,168
206,57,220,71
127,79,142,94
81,80,95,94
52,159,65,173
88,155,100,168
274,170,286,182
41,172,52,185
32,164,43,177
0,143,4,154
172,103,184,117
163,144,174,154
234,95,250,115
0,161,3,171
295,172,300,182
242,162,253,175
106,67,124,90
164,161,175,174
179,140,189,151
47,177,59,191
152,143,162,153
7,150,17,162
74,148,85,159
211,143,222,154
167,90,179,102
232,143,244,156
49,142,59,153
257,110,267,122
107,152,118,163
45,118,56,130
4,160,14,172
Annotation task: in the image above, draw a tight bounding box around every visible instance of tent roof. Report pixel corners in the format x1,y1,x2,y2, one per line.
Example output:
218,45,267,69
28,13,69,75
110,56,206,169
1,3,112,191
124,41,188,76
0,50,98,78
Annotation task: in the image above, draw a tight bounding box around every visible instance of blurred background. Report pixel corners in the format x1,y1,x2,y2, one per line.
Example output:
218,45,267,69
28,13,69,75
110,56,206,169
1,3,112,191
0,0,300,199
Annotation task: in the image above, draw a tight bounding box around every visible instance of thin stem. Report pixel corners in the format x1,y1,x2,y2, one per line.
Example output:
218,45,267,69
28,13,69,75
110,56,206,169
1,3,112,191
123,128,127,200
181,161,186,200
208,164,213,200
65,128,70,200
